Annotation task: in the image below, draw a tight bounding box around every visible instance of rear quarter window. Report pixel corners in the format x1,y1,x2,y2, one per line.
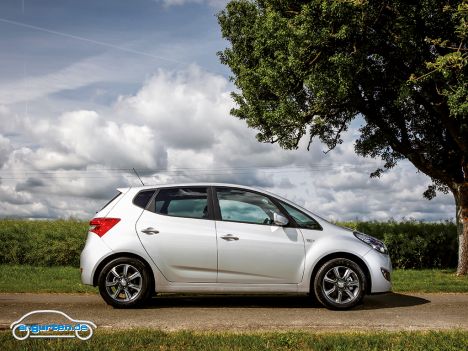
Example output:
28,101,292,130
133,190,156,209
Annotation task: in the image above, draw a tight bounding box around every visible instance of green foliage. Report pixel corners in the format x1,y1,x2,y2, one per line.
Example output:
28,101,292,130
218,0,467,196
410,1,468,119
0,219,88,267
0,329,467,351
339,220,458,269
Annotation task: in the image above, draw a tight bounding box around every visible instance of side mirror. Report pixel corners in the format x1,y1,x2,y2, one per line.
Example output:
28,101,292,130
273,212,289,226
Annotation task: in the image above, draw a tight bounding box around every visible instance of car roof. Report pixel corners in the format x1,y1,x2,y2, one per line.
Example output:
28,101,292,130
121,182,293,201
118,183,265,193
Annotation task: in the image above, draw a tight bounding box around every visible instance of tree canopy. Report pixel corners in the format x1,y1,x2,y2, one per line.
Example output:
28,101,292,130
218,0,468,273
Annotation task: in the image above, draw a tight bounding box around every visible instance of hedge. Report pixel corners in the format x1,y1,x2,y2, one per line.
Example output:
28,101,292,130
0,219,458,269
339,220,458,269
0,219,88,267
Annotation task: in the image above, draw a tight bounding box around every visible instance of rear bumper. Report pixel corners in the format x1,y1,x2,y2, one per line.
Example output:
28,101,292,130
364,249,392,294
80,232,113,285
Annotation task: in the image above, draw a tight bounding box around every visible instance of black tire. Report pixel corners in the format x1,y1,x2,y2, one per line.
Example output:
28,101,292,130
98,257,153,308
313,258,366,310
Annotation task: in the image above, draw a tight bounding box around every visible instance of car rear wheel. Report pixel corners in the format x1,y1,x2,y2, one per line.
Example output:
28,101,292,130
98,257,153,308
313,258,366,310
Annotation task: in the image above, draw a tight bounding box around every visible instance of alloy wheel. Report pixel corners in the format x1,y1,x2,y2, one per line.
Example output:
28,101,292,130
321,265,360,305
105,263,143,302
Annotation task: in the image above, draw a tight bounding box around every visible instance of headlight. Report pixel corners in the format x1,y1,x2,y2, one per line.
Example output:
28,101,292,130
354,231,388,254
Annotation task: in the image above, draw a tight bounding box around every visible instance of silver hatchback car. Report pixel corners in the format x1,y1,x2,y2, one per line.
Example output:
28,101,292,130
80,183,392,309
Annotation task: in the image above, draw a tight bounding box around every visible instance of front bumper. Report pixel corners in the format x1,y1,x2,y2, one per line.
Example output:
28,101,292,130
80,232,113,285
364,249,392,293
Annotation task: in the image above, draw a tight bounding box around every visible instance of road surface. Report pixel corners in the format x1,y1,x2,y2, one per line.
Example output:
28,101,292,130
1,292,467,332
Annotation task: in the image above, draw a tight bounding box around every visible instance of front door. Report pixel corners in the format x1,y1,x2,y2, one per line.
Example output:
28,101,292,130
214,187,305,284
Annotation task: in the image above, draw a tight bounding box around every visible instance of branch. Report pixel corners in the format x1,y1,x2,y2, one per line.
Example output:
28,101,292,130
323,120,348,153
359,99,453,184
423,89,468,154
307,52,321,66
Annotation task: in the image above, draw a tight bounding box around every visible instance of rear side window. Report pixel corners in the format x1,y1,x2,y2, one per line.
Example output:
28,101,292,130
133,190,156,209
153,187,209,219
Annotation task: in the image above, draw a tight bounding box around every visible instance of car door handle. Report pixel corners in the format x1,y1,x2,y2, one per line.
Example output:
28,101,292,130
221,234,239,241
141,227,159,235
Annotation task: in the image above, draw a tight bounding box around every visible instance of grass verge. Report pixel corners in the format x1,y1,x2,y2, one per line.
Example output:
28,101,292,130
1,330,467,351
0,265,467,294
391,269,468,293
0,265,96,294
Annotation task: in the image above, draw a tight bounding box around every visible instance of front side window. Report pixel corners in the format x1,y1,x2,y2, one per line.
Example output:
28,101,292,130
279,201,321,230
153,187,209,219
216,188,282,225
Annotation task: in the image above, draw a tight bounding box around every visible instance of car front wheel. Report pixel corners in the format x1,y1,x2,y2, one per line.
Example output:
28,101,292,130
98,257,152,308
313,258,366,310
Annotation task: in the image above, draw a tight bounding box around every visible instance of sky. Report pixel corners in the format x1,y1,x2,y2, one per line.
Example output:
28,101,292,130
0,0,456,221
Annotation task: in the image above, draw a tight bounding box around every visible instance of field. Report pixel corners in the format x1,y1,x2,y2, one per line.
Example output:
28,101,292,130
0,330,466,351
0,265,96,294
391,269,468,293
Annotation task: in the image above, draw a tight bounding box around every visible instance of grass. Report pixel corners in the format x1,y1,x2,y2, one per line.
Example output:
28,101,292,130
0,265,96,294
1,330,467,351
391,269,468,293
0,265,467,294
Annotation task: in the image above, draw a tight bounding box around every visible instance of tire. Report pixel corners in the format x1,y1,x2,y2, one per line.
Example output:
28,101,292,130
313,258,366,310
98,257,153,308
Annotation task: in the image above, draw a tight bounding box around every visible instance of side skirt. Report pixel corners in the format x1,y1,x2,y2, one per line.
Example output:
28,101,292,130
157,282,306,294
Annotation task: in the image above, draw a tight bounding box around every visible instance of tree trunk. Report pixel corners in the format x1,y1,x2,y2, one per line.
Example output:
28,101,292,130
454,182,468,275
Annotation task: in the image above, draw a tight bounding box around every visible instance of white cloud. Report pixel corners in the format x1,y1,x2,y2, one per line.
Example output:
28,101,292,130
0,134,12,168
53,110,166,169
3,110,167,171
0,105,8,115
116,66,231,151
0,65,456,220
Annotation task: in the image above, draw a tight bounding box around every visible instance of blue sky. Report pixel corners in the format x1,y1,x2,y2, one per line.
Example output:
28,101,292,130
0,0,229,111
0,0,456,220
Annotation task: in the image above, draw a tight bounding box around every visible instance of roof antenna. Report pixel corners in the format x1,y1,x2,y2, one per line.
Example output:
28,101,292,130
132,168,145,186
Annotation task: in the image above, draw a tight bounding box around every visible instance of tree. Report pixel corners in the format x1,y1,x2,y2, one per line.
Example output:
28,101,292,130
217,0,468,274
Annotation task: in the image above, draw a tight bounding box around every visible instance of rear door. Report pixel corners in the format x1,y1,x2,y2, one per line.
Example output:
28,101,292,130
214,187,305,284
135,187,217,283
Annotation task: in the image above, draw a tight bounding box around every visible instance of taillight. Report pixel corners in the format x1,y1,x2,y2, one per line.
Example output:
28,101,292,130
89,218,120,237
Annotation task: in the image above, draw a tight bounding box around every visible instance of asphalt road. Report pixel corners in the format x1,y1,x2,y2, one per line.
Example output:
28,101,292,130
1,293,467,332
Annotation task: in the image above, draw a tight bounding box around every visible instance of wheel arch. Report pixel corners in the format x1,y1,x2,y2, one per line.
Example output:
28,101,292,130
309,252,372,295
92,252,155,291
